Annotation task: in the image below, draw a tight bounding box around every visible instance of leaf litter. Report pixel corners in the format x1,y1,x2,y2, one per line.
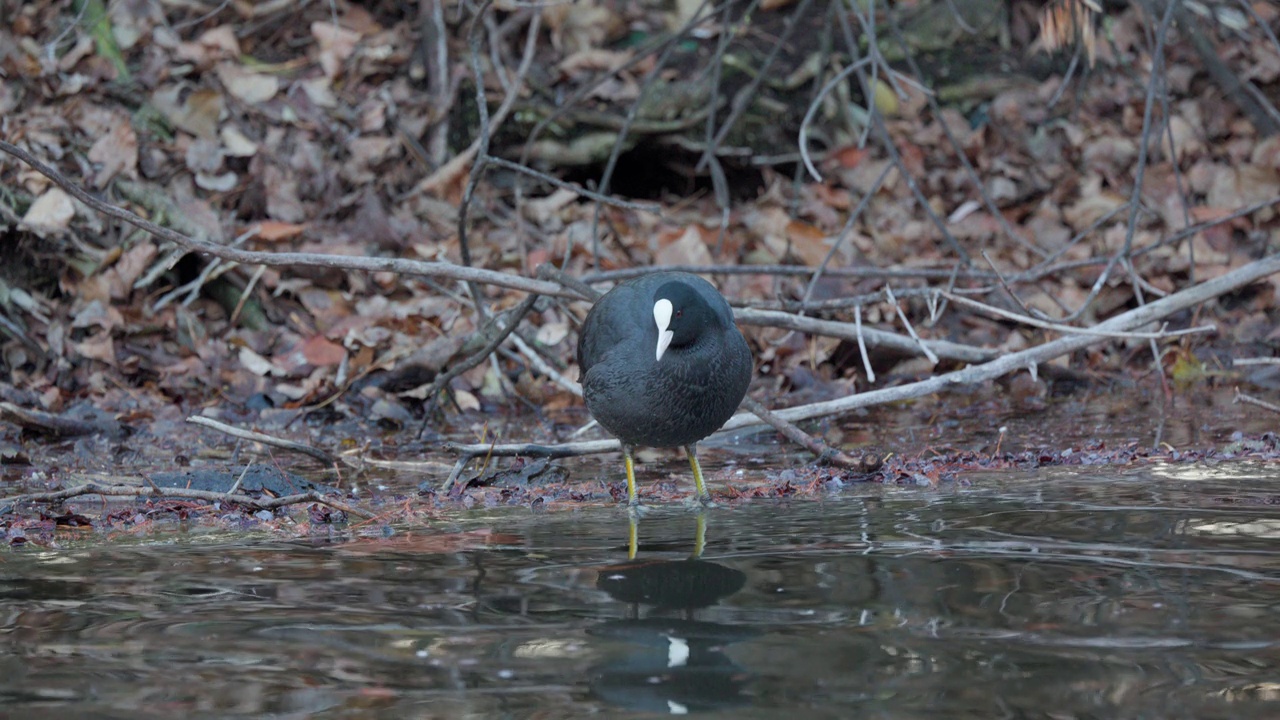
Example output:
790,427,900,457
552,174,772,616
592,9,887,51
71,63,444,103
0,0,1279,543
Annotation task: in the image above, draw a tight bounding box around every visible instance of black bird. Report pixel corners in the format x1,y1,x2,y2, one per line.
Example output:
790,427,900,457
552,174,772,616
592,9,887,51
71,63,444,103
577,271,752,506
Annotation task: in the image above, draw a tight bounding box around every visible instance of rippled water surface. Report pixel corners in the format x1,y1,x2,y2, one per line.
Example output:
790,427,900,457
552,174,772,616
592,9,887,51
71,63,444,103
4,463,1280,719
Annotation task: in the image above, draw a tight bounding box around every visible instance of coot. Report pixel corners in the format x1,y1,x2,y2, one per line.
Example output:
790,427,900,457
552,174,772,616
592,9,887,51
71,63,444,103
577,271,752,506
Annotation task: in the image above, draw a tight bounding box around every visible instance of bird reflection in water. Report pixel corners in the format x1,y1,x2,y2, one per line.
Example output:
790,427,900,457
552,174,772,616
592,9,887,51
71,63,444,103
588,514,755,714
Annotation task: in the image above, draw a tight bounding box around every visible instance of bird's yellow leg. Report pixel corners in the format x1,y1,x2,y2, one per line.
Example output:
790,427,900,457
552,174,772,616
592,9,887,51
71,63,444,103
685,443,710,503
624,444,639,507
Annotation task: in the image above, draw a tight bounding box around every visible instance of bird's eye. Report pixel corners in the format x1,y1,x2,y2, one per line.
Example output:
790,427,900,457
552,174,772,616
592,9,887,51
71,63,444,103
675,310,683,318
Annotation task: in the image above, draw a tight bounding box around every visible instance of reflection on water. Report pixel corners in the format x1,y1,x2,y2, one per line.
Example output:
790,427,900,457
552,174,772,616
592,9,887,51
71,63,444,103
4,465,1280,718
590,516,753,714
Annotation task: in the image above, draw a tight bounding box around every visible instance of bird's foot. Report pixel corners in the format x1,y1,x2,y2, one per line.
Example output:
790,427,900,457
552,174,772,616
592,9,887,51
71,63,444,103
683,493,716,510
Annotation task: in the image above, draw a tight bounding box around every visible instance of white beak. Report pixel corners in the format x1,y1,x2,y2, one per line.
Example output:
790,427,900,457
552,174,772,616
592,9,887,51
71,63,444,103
654,298,674,361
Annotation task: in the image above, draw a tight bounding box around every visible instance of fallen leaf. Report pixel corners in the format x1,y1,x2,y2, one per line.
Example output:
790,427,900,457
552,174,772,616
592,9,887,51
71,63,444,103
312,22,360,79
152,85,223,139
87,120,138,187
220,125,259,157
299,76,337,108
249,221,308,242
175,25,240,67
524,188,580,226
300,334,347,367
215,62,280,104
21,188,75,236
71,299,124,332
655,225,714,266
195,171,237,191
72,333,116,366
239,347,284,377
453,388,481,411
785,219,837,266
104,241,158,300
535,321,569,347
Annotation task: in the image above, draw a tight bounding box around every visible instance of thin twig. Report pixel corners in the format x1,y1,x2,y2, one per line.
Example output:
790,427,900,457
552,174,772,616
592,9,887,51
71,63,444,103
0,140,582,299
583,263,997,284
741,396,859,467
854,304,876,384
1234,390,1280,415
885,286,939,364
0,483,375,520
0,401,124,438
1233,358,1280,367
419,292,541,412
187,416,339,465
938,291,1217,340
508,333,583,397
735,307,996,364
446,437,621,458
714,253,1280,432
454,1,540,315
486,156,661,213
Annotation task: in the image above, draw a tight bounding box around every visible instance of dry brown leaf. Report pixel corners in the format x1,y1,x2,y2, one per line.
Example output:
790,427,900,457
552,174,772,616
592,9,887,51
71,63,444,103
71,299,124,332
299,334,347,367
544,1,623,55
1207,165,1280,219
1063,175,1126,229
239,347,284,377
261,166,306,222
249,221,308,242
312,22,360,79
153,85,223,139
828,145,868,170
1250,136,1280,171
215,62,280,105
220,126,258,157
524,188,580,226
87,120,138,187
184,138,224,173
453,388,481,411
296,288,353,331
535,321,570,347
20,187,75,236
104,241,158,300
785,219,840,267
655,225,714,266
72,333,117,367
558,49,633,75
175,25,240,68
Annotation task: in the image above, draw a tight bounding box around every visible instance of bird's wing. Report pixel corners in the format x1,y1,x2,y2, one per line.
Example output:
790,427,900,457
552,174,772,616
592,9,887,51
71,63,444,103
577,283,646,373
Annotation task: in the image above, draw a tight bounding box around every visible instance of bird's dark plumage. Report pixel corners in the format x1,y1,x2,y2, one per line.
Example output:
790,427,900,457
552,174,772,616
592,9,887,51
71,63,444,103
577,271,752,504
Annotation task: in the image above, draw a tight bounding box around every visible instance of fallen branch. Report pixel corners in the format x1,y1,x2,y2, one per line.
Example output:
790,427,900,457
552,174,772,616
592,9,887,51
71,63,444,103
0,140,580,300
1235,390,1280,416
442,252,1279,463
939,291,1217,340
735,307,997,364
0,401,125,438
719,252,1274,430
187,415,339,466
0,482,375,520
739,396,871,470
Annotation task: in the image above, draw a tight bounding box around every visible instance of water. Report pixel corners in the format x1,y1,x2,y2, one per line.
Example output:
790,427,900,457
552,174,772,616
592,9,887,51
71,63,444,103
4,463,1280,719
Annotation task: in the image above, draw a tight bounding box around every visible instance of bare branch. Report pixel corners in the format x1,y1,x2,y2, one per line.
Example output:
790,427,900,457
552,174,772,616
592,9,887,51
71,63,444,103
187,416,339,465
0,140,582,299
0,483,375,520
